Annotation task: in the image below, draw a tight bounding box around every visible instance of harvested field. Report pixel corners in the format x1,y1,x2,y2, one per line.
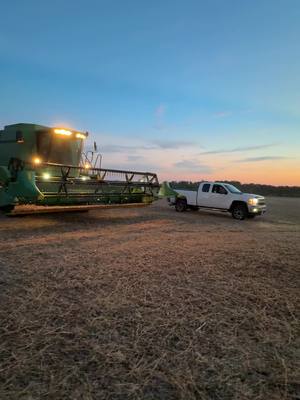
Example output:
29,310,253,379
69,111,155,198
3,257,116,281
0,197,299,400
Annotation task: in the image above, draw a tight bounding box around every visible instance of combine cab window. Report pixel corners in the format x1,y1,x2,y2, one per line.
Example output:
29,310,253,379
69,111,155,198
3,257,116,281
37,131,82,165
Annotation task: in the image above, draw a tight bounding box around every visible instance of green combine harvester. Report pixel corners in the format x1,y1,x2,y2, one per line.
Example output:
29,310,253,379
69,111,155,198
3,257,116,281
0,123,160,215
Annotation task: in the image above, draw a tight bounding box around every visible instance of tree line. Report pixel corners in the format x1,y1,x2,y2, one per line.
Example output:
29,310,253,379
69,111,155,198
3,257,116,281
170,181,300,197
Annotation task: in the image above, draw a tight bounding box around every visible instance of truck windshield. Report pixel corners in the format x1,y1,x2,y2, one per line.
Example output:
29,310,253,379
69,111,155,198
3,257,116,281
224,184,242,194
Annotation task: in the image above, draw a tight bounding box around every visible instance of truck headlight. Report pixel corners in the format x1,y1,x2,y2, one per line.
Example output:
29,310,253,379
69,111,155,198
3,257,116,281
248,198,258,206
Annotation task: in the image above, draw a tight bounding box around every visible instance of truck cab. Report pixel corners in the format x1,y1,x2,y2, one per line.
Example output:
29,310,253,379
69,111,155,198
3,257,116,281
167,181,266,220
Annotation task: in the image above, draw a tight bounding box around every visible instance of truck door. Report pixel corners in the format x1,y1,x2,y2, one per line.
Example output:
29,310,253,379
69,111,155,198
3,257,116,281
197,183,212,207
210,184,231,209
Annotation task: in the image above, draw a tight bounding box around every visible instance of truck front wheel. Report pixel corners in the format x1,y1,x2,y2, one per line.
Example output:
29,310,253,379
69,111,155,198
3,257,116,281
231,204,247,220
175,199,187,212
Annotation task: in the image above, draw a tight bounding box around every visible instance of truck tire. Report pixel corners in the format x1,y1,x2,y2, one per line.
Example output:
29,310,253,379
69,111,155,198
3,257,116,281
175,199,187,212
231,204,247,220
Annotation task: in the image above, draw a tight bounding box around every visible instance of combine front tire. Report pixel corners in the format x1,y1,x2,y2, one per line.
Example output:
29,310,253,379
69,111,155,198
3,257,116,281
175,199,187,212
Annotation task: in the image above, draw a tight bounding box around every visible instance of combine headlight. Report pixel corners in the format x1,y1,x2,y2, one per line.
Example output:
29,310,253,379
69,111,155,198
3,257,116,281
75,133,86,140
248,198,258,206
54,128,72,136
43,173,51,180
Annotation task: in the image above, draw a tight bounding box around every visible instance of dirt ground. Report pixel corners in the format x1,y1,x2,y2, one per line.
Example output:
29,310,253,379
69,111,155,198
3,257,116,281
0,197,299,400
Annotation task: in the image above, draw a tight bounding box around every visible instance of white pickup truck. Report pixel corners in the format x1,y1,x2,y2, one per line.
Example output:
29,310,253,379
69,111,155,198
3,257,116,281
166,181,266,220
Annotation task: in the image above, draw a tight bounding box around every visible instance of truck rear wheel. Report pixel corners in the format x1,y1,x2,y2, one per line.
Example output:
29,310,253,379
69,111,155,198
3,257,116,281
232,204,247,220
175,199,187,212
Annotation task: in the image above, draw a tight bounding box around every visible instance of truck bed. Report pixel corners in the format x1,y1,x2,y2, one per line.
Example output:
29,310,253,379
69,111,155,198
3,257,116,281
176,189,197,206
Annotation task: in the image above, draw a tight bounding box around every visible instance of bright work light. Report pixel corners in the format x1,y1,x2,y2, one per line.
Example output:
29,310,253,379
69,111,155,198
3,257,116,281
33,157,41,165
75,133,86,140
43,173,51,180
54,128,72,136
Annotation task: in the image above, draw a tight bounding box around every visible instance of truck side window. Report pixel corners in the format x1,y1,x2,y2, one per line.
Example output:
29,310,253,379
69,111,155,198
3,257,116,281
202,184,210,192
212,184,227,195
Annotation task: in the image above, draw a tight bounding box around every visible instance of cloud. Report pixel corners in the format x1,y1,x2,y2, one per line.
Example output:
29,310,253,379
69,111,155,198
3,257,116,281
104,161,157,173
213,111,232,118
97,144,159,153
127,155,143,162
199,143,277,155
152,139,195,149
155,104,166,118
235,156,289,163
153,123,167,130
97,140,196,153
99,144,148,153
174,160,213,173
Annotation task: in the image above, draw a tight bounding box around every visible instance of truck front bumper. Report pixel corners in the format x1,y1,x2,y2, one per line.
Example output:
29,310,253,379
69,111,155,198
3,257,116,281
248,205,267,215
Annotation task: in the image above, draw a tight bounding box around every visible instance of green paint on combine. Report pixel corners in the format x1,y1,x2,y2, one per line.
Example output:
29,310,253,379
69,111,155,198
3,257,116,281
158,181,178,198
158,181,186,199
0,123,160,214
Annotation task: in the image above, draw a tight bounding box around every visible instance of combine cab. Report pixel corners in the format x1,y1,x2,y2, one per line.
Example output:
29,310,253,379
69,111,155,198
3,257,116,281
0,123,159,215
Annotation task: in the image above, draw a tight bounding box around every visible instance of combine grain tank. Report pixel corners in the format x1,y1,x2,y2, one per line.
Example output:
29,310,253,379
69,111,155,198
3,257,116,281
0,123,159,215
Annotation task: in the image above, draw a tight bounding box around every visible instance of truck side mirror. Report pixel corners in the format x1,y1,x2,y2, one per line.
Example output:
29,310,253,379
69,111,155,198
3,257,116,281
16,131,24,143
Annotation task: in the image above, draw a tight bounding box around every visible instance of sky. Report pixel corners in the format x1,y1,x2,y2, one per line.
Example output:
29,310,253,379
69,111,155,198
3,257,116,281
0,0,299,185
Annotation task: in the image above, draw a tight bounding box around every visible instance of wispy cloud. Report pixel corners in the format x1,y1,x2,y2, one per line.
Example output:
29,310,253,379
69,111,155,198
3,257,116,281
152,139,195,149
174,160,213,173
104,161,157,172
213,111,232,118
199,143,277,155
154,104,167,130
127,155,143,162
155,104,166,118
235,156,289,163
98,144,150,153
98,140,195,153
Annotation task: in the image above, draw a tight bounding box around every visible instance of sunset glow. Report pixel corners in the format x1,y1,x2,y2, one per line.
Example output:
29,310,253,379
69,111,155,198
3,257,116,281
1,1,299,186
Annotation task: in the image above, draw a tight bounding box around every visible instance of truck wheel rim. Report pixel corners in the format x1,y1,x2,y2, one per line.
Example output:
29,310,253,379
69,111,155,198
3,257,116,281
234,209,243,219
